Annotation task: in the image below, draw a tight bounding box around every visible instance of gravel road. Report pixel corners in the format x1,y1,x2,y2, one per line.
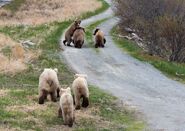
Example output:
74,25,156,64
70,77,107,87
0,0,12,7
60,0,185,130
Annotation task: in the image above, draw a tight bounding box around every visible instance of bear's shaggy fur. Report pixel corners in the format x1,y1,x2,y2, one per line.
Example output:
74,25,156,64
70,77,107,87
63,20,81,46
73,27,85,48
93,28,106,48
72,74,89,110
58,87,75,127
38,68,60,104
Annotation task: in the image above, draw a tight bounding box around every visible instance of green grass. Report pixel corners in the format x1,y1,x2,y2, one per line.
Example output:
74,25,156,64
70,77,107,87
0,1,145,130
1,45,12,58
0,21,74,88
3,0,26,12
81,0,109,20
0,86,145,131
112,26,185,83
89,86,145,131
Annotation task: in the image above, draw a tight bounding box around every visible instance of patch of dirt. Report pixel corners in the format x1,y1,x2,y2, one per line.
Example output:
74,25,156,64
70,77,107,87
0,89,9,97
0,33,41,74
47,125,73,131
0,127,18,131
75,107,118,129
6,103,48,113
0,0,102,25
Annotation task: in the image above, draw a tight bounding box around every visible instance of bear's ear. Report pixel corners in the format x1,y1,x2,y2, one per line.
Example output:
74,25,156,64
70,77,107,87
66,87,71,93
54,68,58,73
74,74,87,79
74,74,78,79
93,28,99,35
60,88,65,96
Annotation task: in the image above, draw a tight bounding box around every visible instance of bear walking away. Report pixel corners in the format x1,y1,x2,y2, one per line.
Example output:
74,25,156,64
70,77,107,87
73,27,85,48
93,28,106,48
38,68,60,104
58,87,75,127
72,74,89,110
63,20,81,46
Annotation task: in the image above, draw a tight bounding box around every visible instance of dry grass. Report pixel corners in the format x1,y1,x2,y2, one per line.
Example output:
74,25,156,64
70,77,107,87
6,100,122,130
0,89,9,97
0,0,102,25
0,33,17,48
0,127,18,131
0,33,41,74
6,103,47,113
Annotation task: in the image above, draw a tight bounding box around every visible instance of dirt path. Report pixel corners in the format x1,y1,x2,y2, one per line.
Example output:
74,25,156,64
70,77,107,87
60,0,185,130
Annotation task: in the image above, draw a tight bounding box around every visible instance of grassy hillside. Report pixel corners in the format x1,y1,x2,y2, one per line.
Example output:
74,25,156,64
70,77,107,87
0,1,145,130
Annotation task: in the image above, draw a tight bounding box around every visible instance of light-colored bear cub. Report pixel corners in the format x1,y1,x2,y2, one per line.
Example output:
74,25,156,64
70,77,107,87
58,87,75,127
72,74,89,110
38,68,60,104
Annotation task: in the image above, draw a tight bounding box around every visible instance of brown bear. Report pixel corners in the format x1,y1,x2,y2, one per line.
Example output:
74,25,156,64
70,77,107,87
38,68,61,104
63,20,81,46
72,74,89,110
93,28,106,48
58,87,75,127
73,27,85,48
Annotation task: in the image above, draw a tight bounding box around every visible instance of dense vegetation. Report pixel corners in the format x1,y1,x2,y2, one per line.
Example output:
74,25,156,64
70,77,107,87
114,0,185,62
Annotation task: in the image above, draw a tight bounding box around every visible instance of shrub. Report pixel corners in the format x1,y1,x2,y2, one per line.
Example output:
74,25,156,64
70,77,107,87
114,0,185,62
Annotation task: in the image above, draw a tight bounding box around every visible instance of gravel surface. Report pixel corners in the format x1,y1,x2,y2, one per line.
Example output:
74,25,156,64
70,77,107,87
0,0,12,7
60,0,185,130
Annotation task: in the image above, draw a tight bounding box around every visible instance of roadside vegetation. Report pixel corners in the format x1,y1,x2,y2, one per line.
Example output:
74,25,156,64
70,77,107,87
113,0,185,82
3,0,25,12
0,0,145,130
114,0,185,62
112,26,185,83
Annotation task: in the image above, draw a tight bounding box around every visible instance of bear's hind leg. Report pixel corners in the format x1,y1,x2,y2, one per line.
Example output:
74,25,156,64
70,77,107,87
67,39,72,46
75,95,81,110
82,95,89,108
57,88,60,98
79,44,82,49
58,107,63,118
104,38,106,44
95,43,98,48
63,40,67,46
68,117,73,127
50,91,57,102
38,90,48,104
72,94,75,105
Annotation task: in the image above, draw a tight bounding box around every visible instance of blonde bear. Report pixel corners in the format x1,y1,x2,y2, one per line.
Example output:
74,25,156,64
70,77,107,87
72,27,85,48
63,20,81,46
72,74,89,110
58,87,75,127
38,68,60,104
93,28,106,48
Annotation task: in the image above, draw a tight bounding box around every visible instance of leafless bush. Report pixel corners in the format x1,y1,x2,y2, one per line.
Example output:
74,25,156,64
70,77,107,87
114,0,185,62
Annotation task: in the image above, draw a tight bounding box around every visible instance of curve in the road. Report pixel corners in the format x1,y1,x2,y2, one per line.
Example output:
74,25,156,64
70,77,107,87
60,1,185,131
